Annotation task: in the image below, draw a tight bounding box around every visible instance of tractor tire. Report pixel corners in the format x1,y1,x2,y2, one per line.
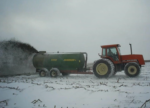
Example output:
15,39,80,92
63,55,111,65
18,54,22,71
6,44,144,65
39,70,46,77
62,73,69,76
93,59,115,78
50,69,58,77
124,62,141,77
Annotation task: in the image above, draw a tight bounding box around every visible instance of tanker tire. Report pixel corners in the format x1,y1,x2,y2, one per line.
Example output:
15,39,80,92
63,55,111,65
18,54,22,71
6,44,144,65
93,59,115,78
50,69,58,77
39,70,46,77
62,73,69,76
124,62,141,77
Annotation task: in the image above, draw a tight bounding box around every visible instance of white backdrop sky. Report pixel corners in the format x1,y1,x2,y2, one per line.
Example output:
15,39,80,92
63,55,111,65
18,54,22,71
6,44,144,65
0,0,150,62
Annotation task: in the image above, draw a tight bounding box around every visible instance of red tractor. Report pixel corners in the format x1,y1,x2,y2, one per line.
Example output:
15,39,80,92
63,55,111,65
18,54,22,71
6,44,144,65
93,44,145,78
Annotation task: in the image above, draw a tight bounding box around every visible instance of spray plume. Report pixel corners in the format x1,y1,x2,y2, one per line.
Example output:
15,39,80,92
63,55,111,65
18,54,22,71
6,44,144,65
0,40,38,76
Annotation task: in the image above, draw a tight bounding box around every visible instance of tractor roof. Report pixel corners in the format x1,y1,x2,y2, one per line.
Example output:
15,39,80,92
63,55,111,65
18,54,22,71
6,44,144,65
101,44,121,48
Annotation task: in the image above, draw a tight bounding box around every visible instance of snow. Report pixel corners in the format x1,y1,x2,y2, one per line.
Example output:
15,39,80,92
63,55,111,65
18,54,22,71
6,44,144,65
0,63,150,108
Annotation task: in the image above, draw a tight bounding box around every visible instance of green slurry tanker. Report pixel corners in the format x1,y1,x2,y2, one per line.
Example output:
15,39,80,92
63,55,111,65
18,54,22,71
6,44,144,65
32,51,92,77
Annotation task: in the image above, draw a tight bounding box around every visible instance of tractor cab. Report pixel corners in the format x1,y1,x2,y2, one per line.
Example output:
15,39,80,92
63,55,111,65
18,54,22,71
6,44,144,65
101,44,121,64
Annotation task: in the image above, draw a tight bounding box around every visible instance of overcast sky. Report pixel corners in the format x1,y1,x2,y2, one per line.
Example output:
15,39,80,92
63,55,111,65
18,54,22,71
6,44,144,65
0,0,150,62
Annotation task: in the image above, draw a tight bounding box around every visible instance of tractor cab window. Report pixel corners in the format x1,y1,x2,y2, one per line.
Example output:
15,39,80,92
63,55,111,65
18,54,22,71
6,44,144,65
102,48,106,56
107,47,119,61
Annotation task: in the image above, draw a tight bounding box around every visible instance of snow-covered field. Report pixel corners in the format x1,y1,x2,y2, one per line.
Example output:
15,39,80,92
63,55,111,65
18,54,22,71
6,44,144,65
0,63,150,108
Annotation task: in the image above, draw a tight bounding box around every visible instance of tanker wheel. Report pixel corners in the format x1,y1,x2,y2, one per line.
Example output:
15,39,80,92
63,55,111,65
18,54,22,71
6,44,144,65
93,59,114,78
62,73,69,76
39,70,46,77
124,62,140,77
50,70,57,77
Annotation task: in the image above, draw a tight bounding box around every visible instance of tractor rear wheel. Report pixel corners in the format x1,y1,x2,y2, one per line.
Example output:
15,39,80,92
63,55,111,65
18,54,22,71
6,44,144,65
124,62,140,77
93,59,114,78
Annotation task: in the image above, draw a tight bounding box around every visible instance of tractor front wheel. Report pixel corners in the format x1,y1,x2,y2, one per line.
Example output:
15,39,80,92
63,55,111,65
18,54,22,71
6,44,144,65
124,62,141,77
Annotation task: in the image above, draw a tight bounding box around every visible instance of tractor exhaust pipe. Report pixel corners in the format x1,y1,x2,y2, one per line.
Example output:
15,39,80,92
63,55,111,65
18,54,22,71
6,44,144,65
129,43,132,55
